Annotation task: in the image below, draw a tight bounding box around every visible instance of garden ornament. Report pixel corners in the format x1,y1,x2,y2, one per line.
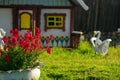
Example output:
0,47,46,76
0,28,6,49
90,31,112,56
93,31,102,46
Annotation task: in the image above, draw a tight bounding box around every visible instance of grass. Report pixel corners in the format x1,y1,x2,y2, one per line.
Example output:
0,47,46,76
39,41,120,80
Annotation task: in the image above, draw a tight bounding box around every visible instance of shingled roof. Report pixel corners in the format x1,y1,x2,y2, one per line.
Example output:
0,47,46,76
0,0,89,10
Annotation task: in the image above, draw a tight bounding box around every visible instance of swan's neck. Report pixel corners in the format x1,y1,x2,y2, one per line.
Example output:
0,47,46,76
96,31,101,39
90,37,96,47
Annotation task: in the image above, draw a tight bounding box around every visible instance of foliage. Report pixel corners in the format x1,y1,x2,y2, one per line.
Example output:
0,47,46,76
0,28,51,71
73,41,94,54
40,42,120,80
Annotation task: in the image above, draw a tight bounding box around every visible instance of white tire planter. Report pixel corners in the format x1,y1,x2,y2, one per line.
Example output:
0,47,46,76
0,62,44,80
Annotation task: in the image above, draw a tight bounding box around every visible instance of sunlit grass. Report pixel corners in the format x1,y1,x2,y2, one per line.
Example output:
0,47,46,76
39,41,120,80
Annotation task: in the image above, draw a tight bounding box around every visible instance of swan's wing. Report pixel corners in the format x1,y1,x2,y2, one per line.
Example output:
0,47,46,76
97,40,111,55
98,43,108,55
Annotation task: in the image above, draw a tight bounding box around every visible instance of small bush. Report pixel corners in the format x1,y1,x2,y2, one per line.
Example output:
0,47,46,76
73,41,94,54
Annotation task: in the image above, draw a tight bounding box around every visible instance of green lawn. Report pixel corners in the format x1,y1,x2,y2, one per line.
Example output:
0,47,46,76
39,41,120,80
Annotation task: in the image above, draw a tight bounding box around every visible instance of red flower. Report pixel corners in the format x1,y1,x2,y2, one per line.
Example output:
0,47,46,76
4,45,9,51
4,54,10,62
31,42,37,50
11,36,18,47
47,47,51,54
10,29,19,39
35,28,41,39
14,29,19,38
24,30,32,41
39,44,43,51
23,41,30,51
20,37,26,48
30,36,35,41
20,37,24,44
10,29,14,34
35,28,40,35
46,38,50,45
50,34,54,38
2,36,8,45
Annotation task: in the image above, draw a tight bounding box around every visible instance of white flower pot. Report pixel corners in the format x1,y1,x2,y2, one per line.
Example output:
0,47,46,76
0,62,44,80
0,67,40,80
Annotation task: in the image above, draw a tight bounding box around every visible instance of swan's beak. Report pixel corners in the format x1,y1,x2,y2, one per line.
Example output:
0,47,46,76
93,31,97,34
93,31,97,36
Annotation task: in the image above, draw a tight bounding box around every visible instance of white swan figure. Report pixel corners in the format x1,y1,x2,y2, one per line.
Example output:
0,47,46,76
0,28,6,49
90,31,112,56
94,31,102,46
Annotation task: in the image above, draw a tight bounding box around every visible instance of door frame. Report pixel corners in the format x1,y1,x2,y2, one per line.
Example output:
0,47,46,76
12,6,41,35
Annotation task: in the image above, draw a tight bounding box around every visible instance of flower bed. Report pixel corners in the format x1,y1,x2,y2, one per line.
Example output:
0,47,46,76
0,28,51,71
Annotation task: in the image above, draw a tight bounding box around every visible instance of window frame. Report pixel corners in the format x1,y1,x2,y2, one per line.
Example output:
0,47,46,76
19,12,32,30
44,13,66,31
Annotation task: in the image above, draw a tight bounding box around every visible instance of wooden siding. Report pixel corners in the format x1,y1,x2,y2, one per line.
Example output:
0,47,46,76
74,0,120,33
0,0,72,6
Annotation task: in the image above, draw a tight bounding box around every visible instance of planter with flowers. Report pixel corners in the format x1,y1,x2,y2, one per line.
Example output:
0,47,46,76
0,28,51,80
